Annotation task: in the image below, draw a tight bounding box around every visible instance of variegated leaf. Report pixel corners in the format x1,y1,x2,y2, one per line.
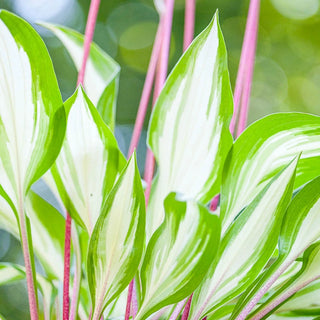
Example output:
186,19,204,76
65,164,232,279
40,23,120,130
0,263,56,319
275,280,320,315
0,191,65,280
88,154,145,320
231,175,320,320
249,242,320,319
0,10,65,221
147,12,233,239
221,113,320,233
47,87,125,233
135,193,221,320
25,191,65,280
189,157,298,320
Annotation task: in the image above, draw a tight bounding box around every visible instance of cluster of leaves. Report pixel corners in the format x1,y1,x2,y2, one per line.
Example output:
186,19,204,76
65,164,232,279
0,8,320,320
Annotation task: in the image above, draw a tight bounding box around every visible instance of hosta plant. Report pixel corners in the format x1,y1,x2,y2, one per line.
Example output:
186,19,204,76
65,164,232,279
0,2,320,320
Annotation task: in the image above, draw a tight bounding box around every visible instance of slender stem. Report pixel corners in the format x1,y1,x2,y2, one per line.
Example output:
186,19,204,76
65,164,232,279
250,276,320,320
77,0,101,85
125,280,134,320
235,261,290,320
132,279,138,317
69,225,82,320
210,0,260,211
63,0,101,318
230,0,260,136
128,22,164,157
236,0,260,136
183,0,195,51
181,294,193,320
169,299,187,320
144,0,175,204
19,208,39,320
63,213,72,320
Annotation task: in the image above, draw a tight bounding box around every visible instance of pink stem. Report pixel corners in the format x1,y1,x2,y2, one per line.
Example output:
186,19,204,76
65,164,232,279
132,280,138,317
235,261,291,320
210,0,260,211
20,213,39,320
229,0,260,136
128,21,164,157
125,280,134,320
251,275,320,320
69,261,78,320
183,0,196,51
169,299,187,320
236,0,260,136
63,213,72,320
77,0,101,85
209,194,220,211
63,0,101,319
181,294,193,320
144,0,175,204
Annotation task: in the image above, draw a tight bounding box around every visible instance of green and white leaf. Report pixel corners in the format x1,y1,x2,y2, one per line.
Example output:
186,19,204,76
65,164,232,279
0,195,18,237
40,23,120,130
88,154,145,320
249,242,320,319
0,190,65,280
276,280,320,314
136,193,221,320
25,191,65,280
189,157,298,320
0,10,66,221
231,175,320,320
147,12,233,239
221,113,320,233
47,87,125,234
0,263,56,319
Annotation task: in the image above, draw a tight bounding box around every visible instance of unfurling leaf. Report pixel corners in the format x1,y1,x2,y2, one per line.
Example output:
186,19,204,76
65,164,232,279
88,153,145,320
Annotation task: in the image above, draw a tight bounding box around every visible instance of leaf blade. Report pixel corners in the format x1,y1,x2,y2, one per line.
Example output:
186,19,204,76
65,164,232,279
88,153,145,320
146,12,233,238
136,193,221,320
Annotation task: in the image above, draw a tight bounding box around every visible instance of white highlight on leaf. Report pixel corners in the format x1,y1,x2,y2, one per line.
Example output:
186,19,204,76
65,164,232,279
223,125,320,233
54,89,107,232
0,19,47,205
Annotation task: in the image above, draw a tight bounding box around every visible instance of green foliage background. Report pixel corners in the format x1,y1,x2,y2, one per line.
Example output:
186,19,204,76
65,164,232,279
0,0,319,318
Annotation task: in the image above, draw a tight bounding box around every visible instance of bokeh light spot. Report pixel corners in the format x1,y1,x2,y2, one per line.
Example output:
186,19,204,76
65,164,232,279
270,0,319,20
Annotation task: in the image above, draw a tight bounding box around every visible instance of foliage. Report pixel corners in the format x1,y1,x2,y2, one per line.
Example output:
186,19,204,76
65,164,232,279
0,7,320,320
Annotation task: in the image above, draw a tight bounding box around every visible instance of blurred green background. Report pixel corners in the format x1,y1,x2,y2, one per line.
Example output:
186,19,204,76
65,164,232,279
0,0,319,318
